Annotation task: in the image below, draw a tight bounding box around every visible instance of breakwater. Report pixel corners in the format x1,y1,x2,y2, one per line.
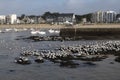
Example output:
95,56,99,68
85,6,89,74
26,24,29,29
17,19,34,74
60,28,120,37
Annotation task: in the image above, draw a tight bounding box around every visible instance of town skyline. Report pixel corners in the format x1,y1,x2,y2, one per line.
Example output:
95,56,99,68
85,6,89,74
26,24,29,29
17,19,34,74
0,0,120,15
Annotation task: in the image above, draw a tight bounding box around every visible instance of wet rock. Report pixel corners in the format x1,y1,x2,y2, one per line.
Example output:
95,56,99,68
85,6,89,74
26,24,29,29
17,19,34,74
83,62,96,66
52,59,62,63
114,52,120,56
24,36,63,42
49,59,61,63
26,36,41,41
35,56,44,63
110,62,114,64
71,49,79,53
78,56,105,61
15,57,31,65
9,70,15,72
115,56,120,63
60,60,79,68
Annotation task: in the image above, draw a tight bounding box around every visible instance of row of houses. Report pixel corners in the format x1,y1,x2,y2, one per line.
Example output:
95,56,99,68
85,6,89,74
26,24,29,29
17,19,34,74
17,15,45,24
45,13,76,25
0,13,76,25
0,11,120,25
0,14,46,25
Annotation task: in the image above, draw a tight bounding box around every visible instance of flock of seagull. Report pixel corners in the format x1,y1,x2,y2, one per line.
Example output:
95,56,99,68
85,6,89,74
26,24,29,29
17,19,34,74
15,41,120,64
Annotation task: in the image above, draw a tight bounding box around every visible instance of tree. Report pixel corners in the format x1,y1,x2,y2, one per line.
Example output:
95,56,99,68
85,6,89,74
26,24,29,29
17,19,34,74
42,12,52,19
116,14,120,18
21,14,26,19
75,13,93,23
75,15,83,23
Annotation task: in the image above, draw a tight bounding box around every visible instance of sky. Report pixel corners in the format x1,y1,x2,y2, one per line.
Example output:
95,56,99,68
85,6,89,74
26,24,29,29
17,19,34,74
0,0,120,15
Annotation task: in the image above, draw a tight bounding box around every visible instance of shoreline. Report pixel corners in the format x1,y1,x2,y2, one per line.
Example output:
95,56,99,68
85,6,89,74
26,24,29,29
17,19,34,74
0,24,64,29
0,24,120,29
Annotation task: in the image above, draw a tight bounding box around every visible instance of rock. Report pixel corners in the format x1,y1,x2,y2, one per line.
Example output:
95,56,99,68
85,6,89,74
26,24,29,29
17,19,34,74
110,62,114,64
83,62,96,66
35,56,44,63
60,60,79,68
9,70,16,72
78,56,105,61
115,56,120,63
114,52,120,56
15,57,31,65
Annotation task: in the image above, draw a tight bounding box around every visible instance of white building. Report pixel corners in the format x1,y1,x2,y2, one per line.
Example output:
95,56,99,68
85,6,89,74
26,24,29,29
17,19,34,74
6,14,17,24
0,15,6,24
92,11,106,23
106,11,116,23
82,18,87,24
57,13,76,25
92,11,116,23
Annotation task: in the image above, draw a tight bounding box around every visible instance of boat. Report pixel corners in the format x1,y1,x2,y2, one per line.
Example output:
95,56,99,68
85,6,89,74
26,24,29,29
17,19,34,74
23,28,27,31
0,30,5,33
38,31,46,35
48,29,55,33
14,28,19,32
0,30,2,33
55,30,60,33
5,28,12,32
31,30,46,35
31,30,38,35
35,56,44,63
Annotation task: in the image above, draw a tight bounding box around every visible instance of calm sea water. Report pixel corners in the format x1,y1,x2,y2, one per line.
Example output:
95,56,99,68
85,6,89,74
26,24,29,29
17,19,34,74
0,29,120,80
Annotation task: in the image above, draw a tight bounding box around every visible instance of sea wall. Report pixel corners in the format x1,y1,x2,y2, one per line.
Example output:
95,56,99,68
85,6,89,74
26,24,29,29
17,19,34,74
60,28,120,37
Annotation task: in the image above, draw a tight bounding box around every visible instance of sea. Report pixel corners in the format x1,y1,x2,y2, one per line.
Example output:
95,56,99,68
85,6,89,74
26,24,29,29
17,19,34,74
0,29,120,80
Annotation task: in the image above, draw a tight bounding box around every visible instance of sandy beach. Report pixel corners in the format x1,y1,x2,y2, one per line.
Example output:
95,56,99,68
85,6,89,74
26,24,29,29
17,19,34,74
0,24,120,29
0,24,64,29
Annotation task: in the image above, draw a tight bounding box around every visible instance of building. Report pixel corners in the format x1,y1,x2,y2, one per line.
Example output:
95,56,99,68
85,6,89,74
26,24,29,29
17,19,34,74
0,15,6,24
45,15,57,24
45,13,76,25
106,11,117,23
92,11,116,23
6,14,17,24
92,11,106,23
82,18,87,24
38,17,45,24
116,14,120,22
57,13,76,25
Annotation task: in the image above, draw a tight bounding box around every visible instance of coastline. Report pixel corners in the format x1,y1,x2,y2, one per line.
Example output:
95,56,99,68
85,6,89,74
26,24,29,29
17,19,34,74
0,23,120,29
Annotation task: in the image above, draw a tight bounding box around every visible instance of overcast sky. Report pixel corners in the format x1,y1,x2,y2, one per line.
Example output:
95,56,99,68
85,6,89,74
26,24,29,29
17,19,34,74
0,0,120,15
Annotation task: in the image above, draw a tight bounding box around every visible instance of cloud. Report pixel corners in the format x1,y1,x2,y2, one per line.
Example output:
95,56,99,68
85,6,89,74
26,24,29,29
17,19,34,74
0,0,119,15
0,0,67,15
66,0,120,14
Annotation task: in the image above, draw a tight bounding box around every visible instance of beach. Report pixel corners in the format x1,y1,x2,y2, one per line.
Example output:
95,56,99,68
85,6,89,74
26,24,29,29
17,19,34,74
0,24,64,29
0,24,120,29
